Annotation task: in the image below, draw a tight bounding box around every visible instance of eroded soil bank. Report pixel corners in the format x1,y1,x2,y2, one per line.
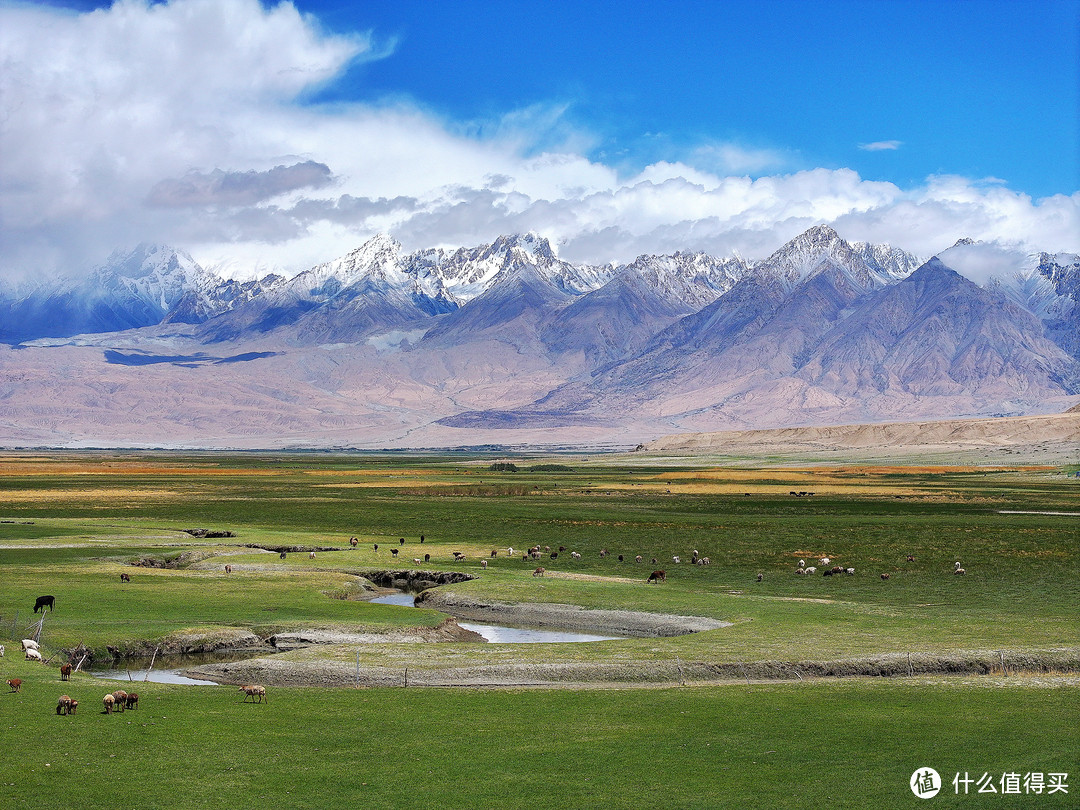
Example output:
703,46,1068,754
184,646,1080,689
414,590,732,637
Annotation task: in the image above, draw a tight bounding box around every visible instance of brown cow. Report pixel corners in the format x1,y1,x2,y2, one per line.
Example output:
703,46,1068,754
647,570,666,584
120,572,131,583
60,663,72,681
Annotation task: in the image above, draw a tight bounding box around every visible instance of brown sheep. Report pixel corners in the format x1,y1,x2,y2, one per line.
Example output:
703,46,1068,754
6,678,21,693
68,699,78,715
125,692,138,710
112,690,128,712
103,694,115,714
60,663,72,681
239,684,266,703
57,695,73,715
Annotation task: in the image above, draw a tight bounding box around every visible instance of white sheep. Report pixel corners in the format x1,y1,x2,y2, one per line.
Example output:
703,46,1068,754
414,558,422,566
804,567,816,574
954,561,966,575
0,644,4,657
507,547,514,556
571,551,581,560
21,639,39,652
798,559,806,568
794,568,806,575
480,559,488,569
672,555,681,564
820,557,831,565
25,648,42,662
845,567,855,575
309,551,316,559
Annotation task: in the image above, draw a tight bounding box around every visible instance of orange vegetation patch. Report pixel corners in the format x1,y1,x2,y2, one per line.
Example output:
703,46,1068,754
0,458,280,478
0,487,183,501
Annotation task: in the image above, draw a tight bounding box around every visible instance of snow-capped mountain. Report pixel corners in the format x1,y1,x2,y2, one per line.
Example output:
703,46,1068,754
2,225,1076,449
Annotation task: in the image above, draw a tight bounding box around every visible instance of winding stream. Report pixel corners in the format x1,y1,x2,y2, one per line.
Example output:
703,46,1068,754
89,590,622,685
369,591,624,643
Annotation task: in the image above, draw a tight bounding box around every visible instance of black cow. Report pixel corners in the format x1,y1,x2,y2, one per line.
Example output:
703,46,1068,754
34,595,55,613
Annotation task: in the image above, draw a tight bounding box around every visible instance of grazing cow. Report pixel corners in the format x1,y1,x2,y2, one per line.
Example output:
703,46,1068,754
125,692,138,710
239,684,266,703
120,573,131,582
491,550,498,558
420,535,425,543
280,551,287,559
414,558,422,566
57,695,74,715
635,555,642,563
424,553,430,562
906,554,915,562
103,694,115,714
390,549,399,557
481,560,488,569
399,538,405,546
350,537,359,548
599,549,608,558
881,573,890,580
558,546,566,552
617,555,624,562
34,595,55,613
532,567,545,577
60,664,72,681
756,573,763,582
550,552,558,560
309,551,316,559
373,544,378,551
6,679,21,693
25,649,42,662
672,556,680,564
647,570,666,584
224,565,232,574
0,644,4,657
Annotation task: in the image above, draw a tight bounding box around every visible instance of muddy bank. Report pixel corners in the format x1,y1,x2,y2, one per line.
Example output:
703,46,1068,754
415,590,730,637
61,628,273,664
184,646,1080,689
363,570,475,591
269,618,483,651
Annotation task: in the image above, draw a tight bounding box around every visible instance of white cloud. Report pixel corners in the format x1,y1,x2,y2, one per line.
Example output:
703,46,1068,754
0,0,1076,285
858,140,903,151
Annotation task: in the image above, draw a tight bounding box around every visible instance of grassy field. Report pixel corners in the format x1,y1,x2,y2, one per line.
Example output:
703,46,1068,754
0,452,1077,808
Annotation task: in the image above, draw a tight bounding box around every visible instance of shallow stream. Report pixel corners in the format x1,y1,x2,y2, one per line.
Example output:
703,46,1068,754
89,590,622,684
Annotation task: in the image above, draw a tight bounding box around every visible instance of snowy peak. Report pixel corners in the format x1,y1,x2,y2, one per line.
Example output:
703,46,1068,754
751,224,917,291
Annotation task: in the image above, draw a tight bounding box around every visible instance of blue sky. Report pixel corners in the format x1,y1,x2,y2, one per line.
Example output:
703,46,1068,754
298,0,1078,197
2,0,1078,278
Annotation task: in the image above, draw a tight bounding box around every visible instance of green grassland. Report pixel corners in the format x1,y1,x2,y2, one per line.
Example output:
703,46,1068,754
0,452,1077,808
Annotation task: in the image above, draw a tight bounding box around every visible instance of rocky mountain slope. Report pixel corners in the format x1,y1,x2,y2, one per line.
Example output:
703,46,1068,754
1,227,1077,449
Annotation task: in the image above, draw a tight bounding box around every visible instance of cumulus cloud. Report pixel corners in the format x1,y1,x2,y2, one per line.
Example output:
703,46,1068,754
859,140,903,151
0,0,1076,285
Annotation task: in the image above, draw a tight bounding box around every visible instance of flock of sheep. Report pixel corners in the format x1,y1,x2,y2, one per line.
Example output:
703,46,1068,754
5,636,266,717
